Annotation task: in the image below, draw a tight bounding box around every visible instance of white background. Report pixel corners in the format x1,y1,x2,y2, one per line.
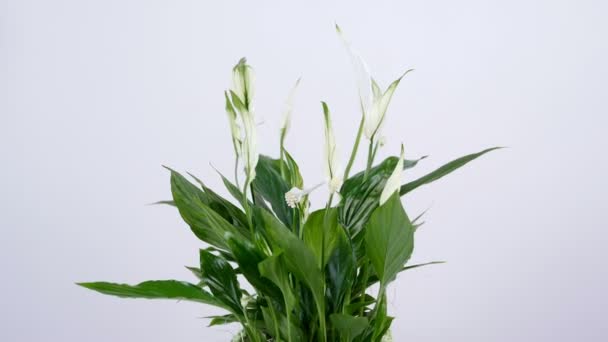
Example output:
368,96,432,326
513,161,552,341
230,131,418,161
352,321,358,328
2,1,607,341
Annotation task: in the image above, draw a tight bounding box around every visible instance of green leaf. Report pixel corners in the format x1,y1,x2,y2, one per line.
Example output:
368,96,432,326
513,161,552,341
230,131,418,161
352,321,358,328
148,200,175,206
207,313,239,326
325,220,356,314
284,149,304,188
258,253,296,311
339,156,424,239
259,209,326,337
370,294,393,342
366,261,445,287
77,280,224,308
365,193,414,286
303,208,341,268
252,155,294,228
330,313,368,341
188,172,248,230
167,167,248,251
199,249,243,314
225,234,283,304
400,147,502,196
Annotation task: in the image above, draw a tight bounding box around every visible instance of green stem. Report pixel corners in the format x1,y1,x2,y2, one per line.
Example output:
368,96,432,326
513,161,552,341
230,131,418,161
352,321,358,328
343,115,364,181
364,138,375,181
268,302,282,342
358,262,371,316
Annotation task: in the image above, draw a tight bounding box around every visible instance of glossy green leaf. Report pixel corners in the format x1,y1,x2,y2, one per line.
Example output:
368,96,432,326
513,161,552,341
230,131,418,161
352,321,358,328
330,313,368,341
284,149,304,188
400,147,501,196
167,167,248,251
252,155,294,228
207,313,239,326
188,172,248,229
77,280,224,308
259,209,326,339
366,261,445,287
339,156,424,239
258,253,296,310
325,220,356,314
365,193,414,286
199,249,243,315
225,234,283,304
303,208,342,268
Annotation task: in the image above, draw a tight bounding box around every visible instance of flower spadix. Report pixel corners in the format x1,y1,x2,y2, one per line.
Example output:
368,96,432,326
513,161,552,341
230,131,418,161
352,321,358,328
379,143,405,205
336,24,412,141
284,182,324,208
227,58,259,184
322,102,343,194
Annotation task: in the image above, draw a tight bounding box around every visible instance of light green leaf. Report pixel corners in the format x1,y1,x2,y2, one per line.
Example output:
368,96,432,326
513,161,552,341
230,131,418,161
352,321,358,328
330,313,368,341
303,208,341,268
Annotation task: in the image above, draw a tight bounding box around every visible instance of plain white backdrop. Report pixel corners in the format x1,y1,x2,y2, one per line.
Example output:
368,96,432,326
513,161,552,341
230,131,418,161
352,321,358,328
2,0,607,341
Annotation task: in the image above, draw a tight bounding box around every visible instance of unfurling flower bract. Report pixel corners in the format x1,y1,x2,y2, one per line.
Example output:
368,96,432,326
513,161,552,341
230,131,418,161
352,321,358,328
322,102,343,194
280,78,301,145
336,24,412,141
228,58,259,184
231,57,255,110
380,143,405,205
224,91,242,156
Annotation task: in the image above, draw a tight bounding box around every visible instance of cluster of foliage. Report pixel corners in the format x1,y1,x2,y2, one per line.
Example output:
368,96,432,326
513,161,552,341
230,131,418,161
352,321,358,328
79,27,497,341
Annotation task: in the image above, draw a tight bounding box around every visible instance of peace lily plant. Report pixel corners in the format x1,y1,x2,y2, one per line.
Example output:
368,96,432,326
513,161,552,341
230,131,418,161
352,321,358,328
78,26,499,341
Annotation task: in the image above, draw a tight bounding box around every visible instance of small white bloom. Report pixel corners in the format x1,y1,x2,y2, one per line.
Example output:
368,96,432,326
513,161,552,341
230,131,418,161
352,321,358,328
240,294,253,309
240,109,258,183
322,102,342,194
379,144,405,205
285,187,305,208
224,91,242,156
285,183,324,208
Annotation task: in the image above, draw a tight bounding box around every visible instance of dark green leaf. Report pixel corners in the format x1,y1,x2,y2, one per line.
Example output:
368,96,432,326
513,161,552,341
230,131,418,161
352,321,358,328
330,313,368,341
259,209,326,332
339,156,424,240
366,261,445,287
188,172,248,230
365,193,414,286
167,167,248,251
225,234,283,304
77,280,224,308
400,147,502,196
252,155,294,228
325,219,356,314
199,249,243,314
258,253,296,310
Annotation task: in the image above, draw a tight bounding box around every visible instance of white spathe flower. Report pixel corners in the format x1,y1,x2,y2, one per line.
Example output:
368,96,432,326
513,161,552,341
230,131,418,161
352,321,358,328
285,183,324,208
336,24,412,141
379,144,405,205
224,91,242,156
322,102,342,194
228,58,259,183
231,57,255,110
240,109,258,183
280,77,301,143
